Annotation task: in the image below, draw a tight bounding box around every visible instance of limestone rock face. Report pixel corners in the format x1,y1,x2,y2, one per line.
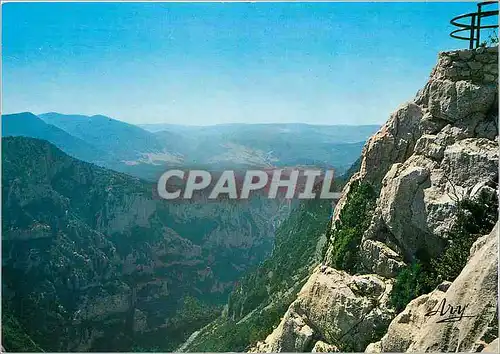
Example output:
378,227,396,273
250,47,498,353
249,311,315,353
372,136,498,260
311,340,339,352
250,266,394,352
423,79,496,123
359,239,405,278
356,46,499,267
358,102,424,189
366,223,498,353
325,47,499,272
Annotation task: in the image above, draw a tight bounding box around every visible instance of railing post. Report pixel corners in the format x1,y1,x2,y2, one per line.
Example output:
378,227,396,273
469,13,476,49
476,3,483,48
450,1,498,49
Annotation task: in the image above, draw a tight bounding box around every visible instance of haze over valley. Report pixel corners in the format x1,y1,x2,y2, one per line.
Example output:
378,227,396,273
1,111,374,351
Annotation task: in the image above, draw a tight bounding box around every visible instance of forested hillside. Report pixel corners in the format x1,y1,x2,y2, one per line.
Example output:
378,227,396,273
1,137,287,351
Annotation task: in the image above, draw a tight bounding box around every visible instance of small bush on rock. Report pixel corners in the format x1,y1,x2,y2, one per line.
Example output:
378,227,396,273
327,180,377,273
433,189,498,281
391,189,498,312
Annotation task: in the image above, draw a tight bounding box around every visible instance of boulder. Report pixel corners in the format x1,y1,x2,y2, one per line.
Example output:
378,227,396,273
250,266,395,352
249,311,314,352
359,239,405,278
425,79,497,122
311,340,339,352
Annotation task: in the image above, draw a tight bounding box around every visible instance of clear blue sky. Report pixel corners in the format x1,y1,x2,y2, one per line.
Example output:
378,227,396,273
2,1,488,125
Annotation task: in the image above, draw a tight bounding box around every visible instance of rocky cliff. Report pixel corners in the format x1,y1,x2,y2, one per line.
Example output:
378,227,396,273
250,46,498,352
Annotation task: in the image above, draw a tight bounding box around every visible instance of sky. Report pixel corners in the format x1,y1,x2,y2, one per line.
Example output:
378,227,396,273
2,1,492,126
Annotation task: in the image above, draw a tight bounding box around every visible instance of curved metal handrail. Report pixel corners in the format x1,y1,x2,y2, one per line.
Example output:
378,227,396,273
450,1,498,49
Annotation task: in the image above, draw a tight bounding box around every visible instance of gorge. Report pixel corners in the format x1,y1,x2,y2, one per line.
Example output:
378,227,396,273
1,46,498,353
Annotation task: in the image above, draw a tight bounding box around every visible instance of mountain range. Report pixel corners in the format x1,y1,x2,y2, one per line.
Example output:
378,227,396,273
1,111,374,351
3,112,379,180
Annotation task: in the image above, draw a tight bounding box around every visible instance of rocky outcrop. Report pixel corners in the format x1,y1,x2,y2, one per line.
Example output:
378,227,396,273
356,46,498,265
358,102,424,189
311,340,339,352
326,46,499,273
250,46,498,353
366,223,498,352
249,266,394,352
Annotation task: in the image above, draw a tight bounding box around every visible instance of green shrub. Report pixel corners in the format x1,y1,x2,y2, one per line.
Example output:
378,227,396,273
390,262,437,312
327,180,376,272
433,190,498,281
391,189,498,312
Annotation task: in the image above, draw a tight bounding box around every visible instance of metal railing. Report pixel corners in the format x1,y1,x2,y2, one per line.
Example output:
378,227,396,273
450,1,499,49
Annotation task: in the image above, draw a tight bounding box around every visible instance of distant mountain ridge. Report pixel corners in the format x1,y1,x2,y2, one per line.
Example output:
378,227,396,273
1,113,377,352
1,112,107,164
140,122,381,144
40,112,172,159
3,112,379,179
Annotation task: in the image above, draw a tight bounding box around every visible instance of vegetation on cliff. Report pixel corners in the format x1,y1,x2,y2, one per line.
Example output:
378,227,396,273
1,310,44,352
326,180,377,272
391,189,498,311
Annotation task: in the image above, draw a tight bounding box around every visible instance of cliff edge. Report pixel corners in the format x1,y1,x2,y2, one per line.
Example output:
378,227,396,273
250,46,499,353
